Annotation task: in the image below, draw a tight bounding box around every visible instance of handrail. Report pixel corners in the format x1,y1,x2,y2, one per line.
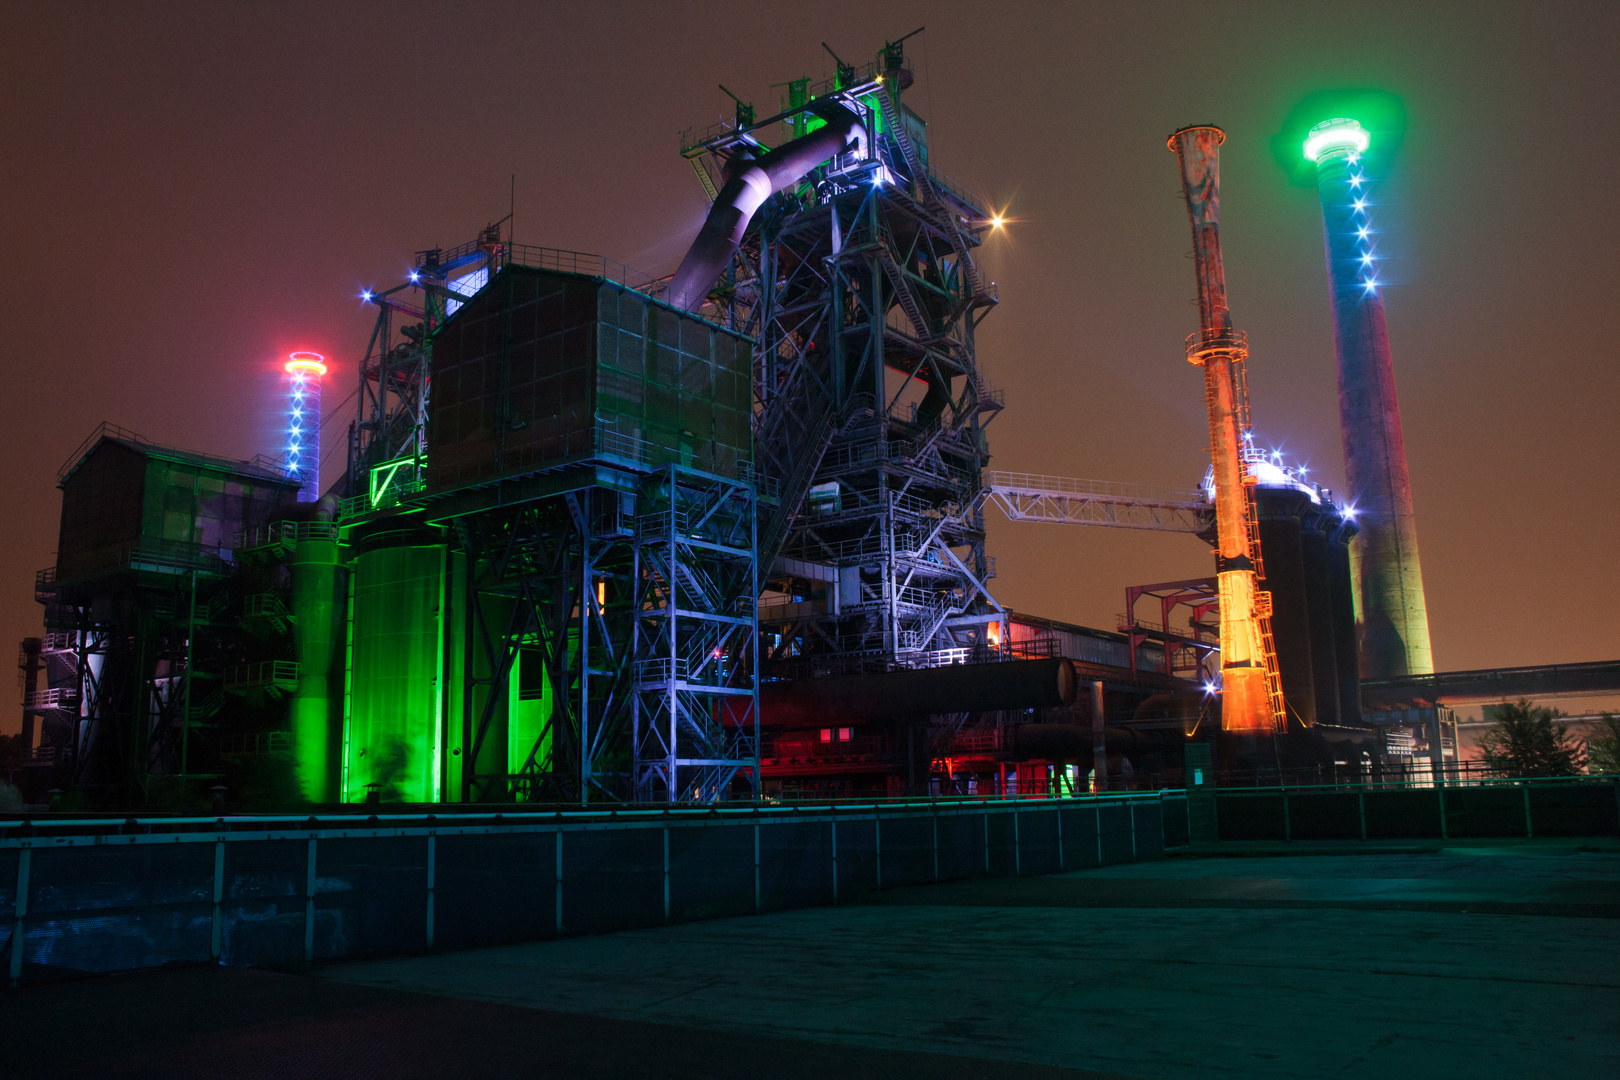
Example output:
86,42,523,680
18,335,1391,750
1209,774,1620,793
56,421,152,480
234,521,340,551
0,788,1180,836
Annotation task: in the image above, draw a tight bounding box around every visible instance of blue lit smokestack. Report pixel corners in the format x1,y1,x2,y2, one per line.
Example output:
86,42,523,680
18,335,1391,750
1305,119,1433,680
284,351,326,503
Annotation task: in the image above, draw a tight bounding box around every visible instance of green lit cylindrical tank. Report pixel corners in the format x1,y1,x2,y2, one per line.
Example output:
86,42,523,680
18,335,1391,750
345,523,447,803
289,532,345,802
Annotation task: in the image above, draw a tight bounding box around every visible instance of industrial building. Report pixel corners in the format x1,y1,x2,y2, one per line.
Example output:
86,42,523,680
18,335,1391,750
19,40,1504,811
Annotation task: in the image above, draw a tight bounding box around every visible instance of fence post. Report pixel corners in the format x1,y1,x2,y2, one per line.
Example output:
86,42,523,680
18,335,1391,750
875,813,883,891
1358,790,1367,841
1523,786,1534,840
983,807,991,875
9,847,29,987
555,828,564,936
1437,787,1448,841
424,834,436,951
303,837,318,964
830,818,838,904
1130,801,1138,859
1282,791,1291,843
1057,805,1065,871
931,805,939,882
663,826,671,922
753,821,761,914
1013,805,1021,877
211,838,225,962
1095,804,1104,866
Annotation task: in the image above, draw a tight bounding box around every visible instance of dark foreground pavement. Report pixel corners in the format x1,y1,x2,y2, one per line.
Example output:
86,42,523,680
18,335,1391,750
4,839,1616,1079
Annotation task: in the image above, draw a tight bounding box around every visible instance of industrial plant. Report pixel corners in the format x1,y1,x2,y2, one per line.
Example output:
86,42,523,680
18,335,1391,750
16,38,1591,812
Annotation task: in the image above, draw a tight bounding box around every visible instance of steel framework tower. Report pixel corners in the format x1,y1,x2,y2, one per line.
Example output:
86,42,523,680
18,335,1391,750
680,41,1005,679
1304,118,1433,680
1168,125,1285,733
452,462,760,806
632,467,759,801
348,223,509,510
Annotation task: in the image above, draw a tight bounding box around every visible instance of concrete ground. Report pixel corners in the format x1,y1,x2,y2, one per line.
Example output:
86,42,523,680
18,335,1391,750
4,839,1616,1079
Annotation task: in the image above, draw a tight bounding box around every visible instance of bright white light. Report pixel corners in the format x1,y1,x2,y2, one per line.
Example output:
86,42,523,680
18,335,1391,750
1350,175,1364,187
1361,254,1375,264
1202,682,1218,696
1353,199,1366,211
1304,118,1370,162
1343,503,1359,520
1358,227,1369,239
361,290,373,302
409,271,420,282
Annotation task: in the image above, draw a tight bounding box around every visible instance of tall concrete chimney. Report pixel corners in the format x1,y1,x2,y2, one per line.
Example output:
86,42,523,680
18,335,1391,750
1304,119,1433,680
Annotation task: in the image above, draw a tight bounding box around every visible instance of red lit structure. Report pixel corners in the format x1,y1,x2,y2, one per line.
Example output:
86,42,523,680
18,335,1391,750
1167,125,1284,733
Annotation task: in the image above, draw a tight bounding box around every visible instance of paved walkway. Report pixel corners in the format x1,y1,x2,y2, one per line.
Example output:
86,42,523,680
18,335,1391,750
327,841,1620,1078
4,840,1616,1078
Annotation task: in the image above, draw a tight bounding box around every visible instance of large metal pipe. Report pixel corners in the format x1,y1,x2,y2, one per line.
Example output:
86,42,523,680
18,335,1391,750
1090,679,1108,792
345,523,446,804
289,533,345,802
1168,125,1275,732
1254,486,1317,727
668,105,865,311
1298,512,1343,726
760,657,1075,727
1304,118,1433,679
1327,524,1364,724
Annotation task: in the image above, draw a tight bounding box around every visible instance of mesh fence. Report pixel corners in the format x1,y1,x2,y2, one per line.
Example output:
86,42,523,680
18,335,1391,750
1,795,1176,987
1211,779,1620,842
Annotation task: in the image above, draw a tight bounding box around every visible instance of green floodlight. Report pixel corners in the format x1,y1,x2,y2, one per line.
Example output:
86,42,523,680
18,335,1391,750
1304,118,1370,162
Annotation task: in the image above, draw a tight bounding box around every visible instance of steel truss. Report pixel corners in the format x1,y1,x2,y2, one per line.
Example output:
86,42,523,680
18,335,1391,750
982,471,1214,534
632,467,760,802
39,559,234,802
458,486,631,805
349,225,508,504
457,466,759,806
685,47,1005,678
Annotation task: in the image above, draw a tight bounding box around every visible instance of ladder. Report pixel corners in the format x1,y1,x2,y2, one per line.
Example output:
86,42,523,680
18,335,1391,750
1232,358,1287,731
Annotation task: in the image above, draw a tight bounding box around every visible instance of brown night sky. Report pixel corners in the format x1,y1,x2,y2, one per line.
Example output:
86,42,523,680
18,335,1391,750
2,1,1616,733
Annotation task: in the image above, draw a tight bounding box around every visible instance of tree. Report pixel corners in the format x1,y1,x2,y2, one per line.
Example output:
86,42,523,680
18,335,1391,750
1480,699,1586,778
1587,714,1620,776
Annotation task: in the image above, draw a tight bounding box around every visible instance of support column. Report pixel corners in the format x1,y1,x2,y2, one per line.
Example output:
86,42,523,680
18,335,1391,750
1091,680,1108,793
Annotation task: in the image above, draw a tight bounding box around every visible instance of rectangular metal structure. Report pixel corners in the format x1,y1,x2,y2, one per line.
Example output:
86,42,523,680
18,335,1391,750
427,267,753,494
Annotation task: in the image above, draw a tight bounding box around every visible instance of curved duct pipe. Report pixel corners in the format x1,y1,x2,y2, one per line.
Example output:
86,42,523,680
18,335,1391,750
760,658,1075,728
1007,723,1184,762
668,106,866,312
